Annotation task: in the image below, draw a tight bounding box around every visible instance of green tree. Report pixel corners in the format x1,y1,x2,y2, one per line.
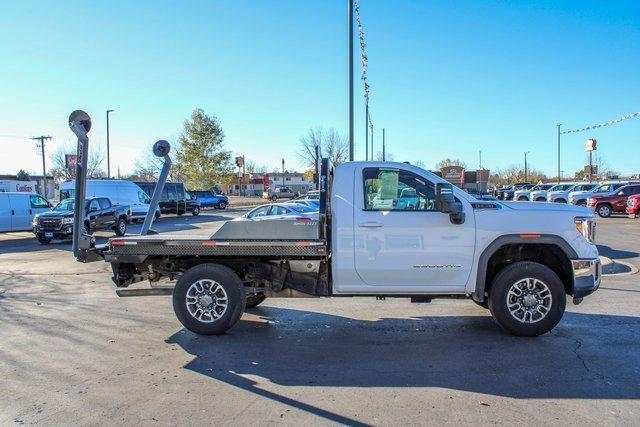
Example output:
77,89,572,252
16,169,31,181
173,109,233,189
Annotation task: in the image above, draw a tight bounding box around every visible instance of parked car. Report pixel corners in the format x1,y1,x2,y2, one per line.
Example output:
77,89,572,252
300,190,320,200
626,194,640,218
134,182,189,215
262,187,300,201
292,199,320,210
568,182,628,207
529,183,574,202
191,190,229,209
184,192,201,216
514,184,555,201
33,197,129,244
235,203,318,221
60,179,159,222
502,183,532,200
0,192,52,232
587,184,640,217
547,183,598,203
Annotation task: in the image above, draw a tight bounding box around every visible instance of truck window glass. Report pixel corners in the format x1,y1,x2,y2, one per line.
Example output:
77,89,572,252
89,200,100,211
248,206,269,218
363,167,437,211
138,191,150,203
30,195,49,208
60,189,74,200
176,184,185,199
98,198,111,209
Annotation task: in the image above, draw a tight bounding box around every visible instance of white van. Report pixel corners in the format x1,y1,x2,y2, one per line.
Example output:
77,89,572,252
0,192,52,232
59,180,159,221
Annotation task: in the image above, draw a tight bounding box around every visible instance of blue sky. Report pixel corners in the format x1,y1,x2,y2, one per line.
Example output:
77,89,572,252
0,0,638,177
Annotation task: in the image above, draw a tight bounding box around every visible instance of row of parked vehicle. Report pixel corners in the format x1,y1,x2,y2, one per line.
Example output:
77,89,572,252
493,181,640,218
0,179,230,239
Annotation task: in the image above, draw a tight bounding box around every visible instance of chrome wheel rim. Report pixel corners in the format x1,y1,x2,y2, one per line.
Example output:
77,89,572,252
507,278,552,324
119,220,126,233
599,206,610,216
185,280,228,323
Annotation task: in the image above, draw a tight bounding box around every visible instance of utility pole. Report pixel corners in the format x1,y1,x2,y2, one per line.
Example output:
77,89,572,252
30,135,52,198
479,150,482,169
106,109,114,178
365,104,369,161
314,145,320,189
281,159,285,188
370,123,374,161
382,128,386,161
348,0,354,161
524,152,530,182
557,124,561,183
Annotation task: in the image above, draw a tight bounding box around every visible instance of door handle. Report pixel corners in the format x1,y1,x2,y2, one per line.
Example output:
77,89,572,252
358,221,383,228
11,210,15,215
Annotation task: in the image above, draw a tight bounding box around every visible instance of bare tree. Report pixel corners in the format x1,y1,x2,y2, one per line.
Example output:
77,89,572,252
50,142,106,180
297,127,324,169
298,127,348,168
375,151,394,161
245,160,257,174
323,128,349,165
435,158,467,170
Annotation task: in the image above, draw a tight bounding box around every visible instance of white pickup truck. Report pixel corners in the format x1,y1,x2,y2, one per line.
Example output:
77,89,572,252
85,160,600,338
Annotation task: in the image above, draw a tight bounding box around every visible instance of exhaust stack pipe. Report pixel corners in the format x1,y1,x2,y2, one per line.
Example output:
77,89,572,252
68,110,92,260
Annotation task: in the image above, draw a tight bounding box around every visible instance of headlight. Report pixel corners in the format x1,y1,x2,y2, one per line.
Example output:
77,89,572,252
575,216,596,243
62,217,74,225
32,216,39,226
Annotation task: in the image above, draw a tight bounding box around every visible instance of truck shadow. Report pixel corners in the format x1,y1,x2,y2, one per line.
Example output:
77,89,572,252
596,244,639,261
166,307,640,423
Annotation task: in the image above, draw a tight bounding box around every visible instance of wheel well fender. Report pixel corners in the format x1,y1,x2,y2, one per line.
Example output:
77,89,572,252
474,235,577,302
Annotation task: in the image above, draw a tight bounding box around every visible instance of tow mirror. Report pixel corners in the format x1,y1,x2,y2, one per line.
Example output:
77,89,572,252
435,182,465,224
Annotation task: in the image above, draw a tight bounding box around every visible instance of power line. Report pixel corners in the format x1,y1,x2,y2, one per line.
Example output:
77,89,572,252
30,135,52,197
561,111,640,134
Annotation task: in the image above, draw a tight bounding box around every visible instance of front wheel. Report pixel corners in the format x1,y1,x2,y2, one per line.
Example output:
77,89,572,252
271,195,277,201
517,196,528,201
172,264,246,335
576,200,587,207
217,201,227,210
192,206,200,216
597,204,612,218
555,198,567,203
488,261,566,337
114,217,127,236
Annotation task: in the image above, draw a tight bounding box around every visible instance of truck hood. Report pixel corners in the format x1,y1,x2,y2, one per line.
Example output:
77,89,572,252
37,210,74,218
501,201,593,216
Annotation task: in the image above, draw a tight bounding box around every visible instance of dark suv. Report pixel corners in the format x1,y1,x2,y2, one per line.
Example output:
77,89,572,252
33,197,129,244
135,182,190,215
587,184,640,217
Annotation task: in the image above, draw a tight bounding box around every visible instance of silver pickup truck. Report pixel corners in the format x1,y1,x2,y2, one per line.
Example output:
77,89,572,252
262,186,299,201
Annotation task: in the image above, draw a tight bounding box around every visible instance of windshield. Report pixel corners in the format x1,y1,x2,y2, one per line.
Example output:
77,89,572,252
595,184,619,193
54,199,75,211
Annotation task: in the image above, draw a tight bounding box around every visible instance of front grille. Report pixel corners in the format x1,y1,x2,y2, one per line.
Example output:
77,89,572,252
39,218,63,231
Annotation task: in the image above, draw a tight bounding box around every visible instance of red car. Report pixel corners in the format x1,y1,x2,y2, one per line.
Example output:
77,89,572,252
627,194,640,218
588,184,640,217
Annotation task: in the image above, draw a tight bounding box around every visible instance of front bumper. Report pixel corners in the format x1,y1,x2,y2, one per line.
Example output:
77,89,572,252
572,258,601,303
35,225,74,240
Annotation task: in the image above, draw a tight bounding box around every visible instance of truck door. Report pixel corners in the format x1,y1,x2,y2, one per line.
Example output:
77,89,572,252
0,194,12,232
8,194,31,231
353,166,475,290
87,199,101,229
98,198,116,227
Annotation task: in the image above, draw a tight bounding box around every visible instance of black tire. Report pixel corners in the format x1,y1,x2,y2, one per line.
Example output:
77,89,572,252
596,203,612,218
535,197,546,202
192,206,200,216
555,198,567,203
114,217,127,236
576,200,587,207
177,211,184,216
172,263,246,335
517,196,528,201
217,201,227,210
37,236,51,244
488,261,566,337
246,294,266,309
271,195,277,201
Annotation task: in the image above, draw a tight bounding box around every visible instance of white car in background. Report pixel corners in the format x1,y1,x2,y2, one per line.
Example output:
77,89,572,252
529,183,574,202
568,182,628,207
547,183,598,203
514,183,554,201
235,203,318,221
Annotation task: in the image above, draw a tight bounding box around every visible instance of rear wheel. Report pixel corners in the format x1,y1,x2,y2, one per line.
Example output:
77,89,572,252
517,196,528,201
597,203,612,218
555,198,567,203
271,195,277,201
192,206,200,216
217,201,227,210
172,264,246,335
488,261,566,337
576,200,587,207
114,217,127,236
535,197,546,202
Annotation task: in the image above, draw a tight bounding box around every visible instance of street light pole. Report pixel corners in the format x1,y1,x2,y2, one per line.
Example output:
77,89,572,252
365,104,369,161
557,124,561,183
382,127,385,161
348,0,354,161
106,109,114,178
524,152,530,182
281,158,285,188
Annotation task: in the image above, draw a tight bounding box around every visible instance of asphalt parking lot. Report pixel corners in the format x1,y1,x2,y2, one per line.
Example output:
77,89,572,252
1,211,639,425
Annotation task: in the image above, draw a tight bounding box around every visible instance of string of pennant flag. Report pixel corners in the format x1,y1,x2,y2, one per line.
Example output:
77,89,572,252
561,111,640,134
354,0,373,129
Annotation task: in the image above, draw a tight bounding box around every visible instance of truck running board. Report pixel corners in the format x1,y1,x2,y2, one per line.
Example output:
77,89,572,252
116,288,173,297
